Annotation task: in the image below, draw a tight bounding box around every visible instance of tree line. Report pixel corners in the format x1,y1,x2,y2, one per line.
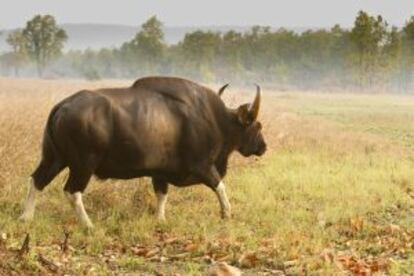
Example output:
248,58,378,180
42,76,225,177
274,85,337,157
1,11,414,92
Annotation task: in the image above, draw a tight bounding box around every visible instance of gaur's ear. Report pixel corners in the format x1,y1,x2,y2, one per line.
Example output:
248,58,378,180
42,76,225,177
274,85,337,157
218,83,230,97
237,104,254,126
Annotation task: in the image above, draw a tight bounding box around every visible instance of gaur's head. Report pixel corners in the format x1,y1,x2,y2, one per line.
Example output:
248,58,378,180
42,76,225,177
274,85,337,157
219,84,267,157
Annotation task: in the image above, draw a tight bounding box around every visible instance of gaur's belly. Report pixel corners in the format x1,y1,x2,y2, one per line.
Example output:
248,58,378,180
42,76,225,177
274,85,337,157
94,167,203,186
94,157,203,186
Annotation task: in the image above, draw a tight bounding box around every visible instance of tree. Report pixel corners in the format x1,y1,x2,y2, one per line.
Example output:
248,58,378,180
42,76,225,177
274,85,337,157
399,17,414,90
6,30,28,76
22,15,67,77
350,11,389,89
382,27,401,89
180,31,221,81
128,16,165,73
14,13,413,91
220,31,244,80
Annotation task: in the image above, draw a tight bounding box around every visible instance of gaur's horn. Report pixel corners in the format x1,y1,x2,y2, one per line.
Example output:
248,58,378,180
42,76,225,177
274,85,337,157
218,83,230,97
249,84,261,120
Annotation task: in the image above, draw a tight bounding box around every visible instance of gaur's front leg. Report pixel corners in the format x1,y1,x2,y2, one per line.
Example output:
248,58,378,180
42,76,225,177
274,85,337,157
201,167,231,219
215,181,231,219
152,177,169,221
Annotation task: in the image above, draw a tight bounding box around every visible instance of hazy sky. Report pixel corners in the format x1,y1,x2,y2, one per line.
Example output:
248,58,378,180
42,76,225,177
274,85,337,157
1,0,413,29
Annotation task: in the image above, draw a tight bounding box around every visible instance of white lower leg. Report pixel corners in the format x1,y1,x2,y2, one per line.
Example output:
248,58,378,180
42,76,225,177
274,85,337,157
215,181,231,219
19,178,38,221
156,193,168,221
65,192,93,228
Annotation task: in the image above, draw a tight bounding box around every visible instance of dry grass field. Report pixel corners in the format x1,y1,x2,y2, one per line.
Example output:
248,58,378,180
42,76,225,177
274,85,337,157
0,78,413,275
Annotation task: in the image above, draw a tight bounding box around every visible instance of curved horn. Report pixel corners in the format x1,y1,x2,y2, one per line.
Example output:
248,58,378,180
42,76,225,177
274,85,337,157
249,84,261,121
218,83,230,97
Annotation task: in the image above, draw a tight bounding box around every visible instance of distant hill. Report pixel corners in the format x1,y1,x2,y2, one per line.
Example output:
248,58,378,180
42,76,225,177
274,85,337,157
0,23,310,52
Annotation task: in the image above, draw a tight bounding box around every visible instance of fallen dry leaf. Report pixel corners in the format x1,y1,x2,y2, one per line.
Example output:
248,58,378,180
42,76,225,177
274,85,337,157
238,251,259,268
320,248,334,263
145,247,160,258
350,217,364,233
130,247,146,256
163,237,179,244
283,260,298,268
388,224,401,234
206,262,241,276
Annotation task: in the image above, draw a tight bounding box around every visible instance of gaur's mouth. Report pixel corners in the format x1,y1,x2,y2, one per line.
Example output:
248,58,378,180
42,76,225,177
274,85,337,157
255,145,267,156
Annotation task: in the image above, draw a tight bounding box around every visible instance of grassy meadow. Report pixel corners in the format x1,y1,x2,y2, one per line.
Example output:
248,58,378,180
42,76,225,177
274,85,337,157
0,78,413,275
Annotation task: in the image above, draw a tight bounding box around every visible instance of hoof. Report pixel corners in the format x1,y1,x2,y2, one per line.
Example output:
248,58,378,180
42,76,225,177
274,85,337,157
84,221,94,230
157,216,166,222
79,218,94,230
82,226,94,235
18,213,34,222
221,212,232,220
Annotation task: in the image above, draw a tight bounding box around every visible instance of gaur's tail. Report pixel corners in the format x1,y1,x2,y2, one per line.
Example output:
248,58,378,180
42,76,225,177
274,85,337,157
42,104,63,162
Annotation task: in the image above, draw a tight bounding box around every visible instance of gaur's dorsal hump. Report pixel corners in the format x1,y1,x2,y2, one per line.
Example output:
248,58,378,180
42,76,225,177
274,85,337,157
131,76,216,105
131,76,199,90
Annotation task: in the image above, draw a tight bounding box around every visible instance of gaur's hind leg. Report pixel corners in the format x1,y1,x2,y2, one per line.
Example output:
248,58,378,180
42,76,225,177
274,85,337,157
64,166,94,228
201,167,231,219
19,178,38,221
20,159,64,221
152,177,169,221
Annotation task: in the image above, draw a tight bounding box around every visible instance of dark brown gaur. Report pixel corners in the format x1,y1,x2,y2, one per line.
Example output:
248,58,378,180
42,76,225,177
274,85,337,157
19,76,267,228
